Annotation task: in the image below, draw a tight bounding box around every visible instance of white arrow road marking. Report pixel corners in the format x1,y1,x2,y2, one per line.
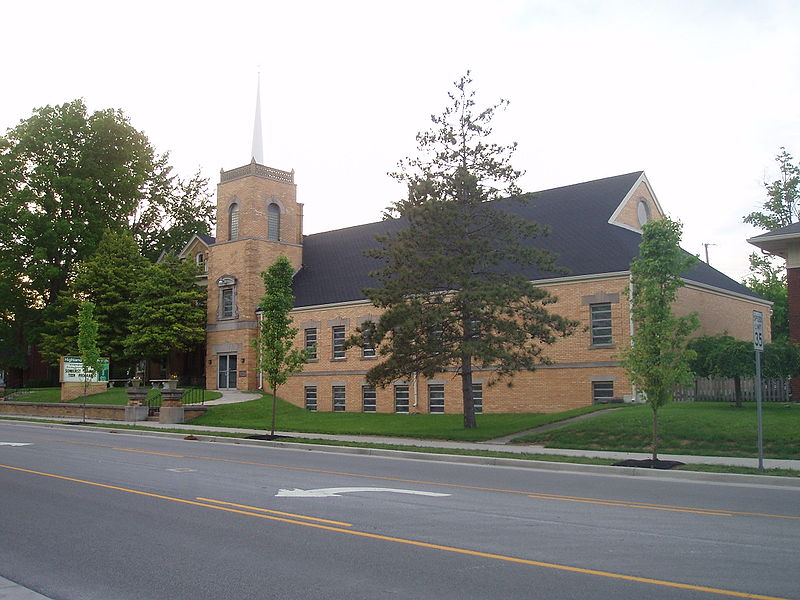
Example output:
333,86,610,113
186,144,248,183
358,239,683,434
276,487,451,498
0,442,31,446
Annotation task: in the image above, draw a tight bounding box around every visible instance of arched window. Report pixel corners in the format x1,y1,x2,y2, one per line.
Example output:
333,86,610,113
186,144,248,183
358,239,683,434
229,203,239,241
268,203,280,241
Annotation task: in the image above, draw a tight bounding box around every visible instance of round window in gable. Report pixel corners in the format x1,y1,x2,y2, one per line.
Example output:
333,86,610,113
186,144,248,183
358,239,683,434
637,198,651,227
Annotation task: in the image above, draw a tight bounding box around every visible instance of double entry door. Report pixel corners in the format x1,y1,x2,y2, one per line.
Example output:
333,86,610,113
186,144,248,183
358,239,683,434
218,354,238,389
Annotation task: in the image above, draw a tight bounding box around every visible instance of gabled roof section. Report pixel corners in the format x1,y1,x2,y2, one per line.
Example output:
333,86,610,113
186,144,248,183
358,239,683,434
607,172,665,233
178,233,215,259
291,172,763,307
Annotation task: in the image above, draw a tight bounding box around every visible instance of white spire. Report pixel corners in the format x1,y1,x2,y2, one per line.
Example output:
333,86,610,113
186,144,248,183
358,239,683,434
251,72,264,164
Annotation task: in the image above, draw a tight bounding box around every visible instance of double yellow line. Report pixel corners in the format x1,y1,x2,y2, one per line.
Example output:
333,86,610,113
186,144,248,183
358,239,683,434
0,463,792,600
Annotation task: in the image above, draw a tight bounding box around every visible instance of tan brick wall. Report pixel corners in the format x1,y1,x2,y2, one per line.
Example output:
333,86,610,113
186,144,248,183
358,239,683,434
675,284,773,342
60,382,107,402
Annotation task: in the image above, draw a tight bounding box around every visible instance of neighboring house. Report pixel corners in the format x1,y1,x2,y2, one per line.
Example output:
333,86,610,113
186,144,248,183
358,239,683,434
179,158,770,413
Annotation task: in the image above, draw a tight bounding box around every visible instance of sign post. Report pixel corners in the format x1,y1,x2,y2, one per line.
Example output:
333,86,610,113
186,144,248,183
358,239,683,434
752,310,765,473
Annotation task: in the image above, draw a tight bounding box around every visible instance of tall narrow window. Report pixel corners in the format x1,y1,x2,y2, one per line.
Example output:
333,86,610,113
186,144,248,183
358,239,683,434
362,385,377,412
361,324,375,358
428,384,445,414
195,252,207,273
332,325,346,359
268,203,280,241
472,383,483,414
229,203,239,241
304,386,317,411
590,303,612,345
394,385,409,414
221,288,234,319
304,328,318,360
332,385,346,412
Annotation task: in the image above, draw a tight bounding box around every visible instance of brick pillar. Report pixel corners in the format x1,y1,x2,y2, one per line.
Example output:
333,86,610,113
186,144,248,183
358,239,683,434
788,267,800,401
125,386,149,421
159,388,185,424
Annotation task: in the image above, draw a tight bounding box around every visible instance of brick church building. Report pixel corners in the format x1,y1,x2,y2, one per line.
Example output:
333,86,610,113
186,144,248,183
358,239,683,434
178,89,770,414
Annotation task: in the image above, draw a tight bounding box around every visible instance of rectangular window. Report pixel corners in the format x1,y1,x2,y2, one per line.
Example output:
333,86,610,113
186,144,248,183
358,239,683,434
590,303,612,345
361,326,376,358
472,383,483,414
592,381,614,404
332,385,346,411
304,386,317,411
304,328,317,360
221,288,234,319
428,384,445,414
394,384,409,414
362,385,377,413
332,326,346,359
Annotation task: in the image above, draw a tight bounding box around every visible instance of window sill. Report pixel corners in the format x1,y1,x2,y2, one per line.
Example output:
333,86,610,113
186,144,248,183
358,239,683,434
588,344,615,350
331,357,347,361
360,356,377,361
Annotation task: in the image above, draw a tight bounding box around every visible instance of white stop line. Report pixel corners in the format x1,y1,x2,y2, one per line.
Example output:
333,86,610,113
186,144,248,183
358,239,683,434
0,442,31,446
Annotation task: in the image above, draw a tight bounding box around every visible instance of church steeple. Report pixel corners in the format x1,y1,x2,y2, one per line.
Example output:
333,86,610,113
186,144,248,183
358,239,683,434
251,72,264,164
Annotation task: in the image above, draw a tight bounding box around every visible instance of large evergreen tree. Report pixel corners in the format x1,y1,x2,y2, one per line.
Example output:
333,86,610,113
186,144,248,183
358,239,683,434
621,217,699,462
361,73,577,429
39,231,148,372
124,256,206,371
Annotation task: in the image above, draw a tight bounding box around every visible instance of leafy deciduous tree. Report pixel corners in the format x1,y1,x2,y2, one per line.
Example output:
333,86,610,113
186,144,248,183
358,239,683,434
621,217,699,461
253,256,309,439
360,73,577,429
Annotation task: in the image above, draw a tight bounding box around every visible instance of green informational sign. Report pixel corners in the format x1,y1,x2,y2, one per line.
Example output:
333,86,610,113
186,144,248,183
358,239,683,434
62,356,110,383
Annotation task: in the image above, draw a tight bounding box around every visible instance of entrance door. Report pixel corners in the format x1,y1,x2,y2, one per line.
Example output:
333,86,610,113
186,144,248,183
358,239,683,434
218,354,238,389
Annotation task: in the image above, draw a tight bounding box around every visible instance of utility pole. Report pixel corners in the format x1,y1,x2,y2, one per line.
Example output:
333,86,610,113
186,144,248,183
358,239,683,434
702,242,717,265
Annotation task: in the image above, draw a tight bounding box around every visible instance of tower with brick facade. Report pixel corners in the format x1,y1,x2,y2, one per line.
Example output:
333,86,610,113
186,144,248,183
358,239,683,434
204,160,304,390
204,78,304,390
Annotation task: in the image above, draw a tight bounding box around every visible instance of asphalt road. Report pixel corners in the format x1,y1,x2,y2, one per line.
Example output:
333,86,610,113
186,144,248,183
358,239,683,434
0,421,798,600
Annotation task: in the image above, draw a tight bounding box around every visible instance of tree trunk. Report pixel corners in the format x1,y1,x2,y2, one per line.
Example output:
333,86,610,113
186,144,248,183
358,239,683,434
461,354,476,429
651,406,658,463
270,384,277,439
734,376,742,408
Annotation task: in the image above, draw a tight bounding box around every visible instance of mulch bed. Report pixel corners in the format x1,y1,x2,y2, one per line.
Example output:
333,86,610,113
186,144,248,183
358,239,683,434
245,434,286,441
612,458,685,469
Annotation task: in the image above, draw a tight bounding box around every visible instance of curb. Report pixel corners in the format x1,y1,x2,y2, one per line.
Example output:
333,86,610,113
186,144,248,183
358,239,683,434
23,421,800,489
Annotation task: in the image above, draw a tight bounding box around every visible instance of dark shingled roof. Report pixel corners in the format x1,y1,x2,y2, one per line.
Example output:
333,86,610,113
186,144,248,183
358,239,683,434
198,233,216,245
292,172,762,307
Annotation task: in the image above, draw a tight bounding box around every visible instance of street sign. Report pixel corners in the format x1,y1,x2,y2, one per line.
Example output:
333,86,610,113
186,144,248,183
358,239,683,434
752,310,764,351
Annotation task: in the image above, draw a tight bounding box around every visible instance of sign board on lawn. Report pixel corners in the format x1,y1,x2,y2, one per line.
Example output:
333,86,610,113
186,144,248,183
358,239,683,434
61,356,110,383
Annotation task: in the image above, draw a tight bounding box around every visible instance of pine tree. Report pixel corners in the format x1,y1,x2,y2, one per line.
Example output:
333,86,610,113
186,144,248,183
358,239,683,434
361,73,577,428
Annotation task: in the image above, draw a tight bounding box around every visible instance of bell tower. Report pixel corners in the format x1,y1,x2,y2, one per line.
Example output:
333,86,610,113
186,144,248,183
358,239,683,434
205,77,304,391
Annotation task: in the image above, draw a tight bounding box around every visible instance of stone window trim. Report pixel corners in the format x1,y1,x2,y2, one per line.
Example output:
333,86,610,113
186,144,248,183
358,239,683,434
581,292,620,306
327,317,350,328
217,275,238,321
298,319,321,330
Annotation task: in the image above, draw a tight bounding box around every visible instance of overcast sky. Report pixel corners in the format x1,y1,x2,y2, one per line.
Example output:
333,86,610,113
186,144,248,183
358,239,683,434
2,0,799,281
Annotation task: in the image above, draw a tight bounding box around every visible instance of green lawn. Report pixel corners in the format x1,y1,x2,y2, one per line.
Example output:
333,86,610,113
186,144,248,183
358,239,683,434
3,387,221,406
515,401,800,459
191,394,611,442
